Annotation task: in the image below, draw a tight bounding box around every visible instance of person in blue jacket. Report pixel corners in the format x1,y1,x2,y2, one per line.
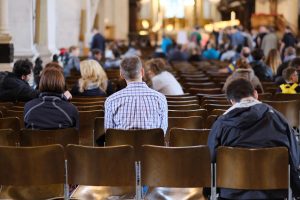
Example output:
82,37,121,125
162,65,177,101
208,78,300,199
24,64,79,130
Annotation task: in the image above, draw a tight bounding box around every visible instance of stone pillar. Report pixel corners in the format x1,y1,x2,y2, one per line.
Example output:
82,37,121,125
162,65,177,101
277,0,298,32
8,0,35,60
55,0,81,48
0,0,13,71
129,0,139,41
114,0,129,40
35,0,57,63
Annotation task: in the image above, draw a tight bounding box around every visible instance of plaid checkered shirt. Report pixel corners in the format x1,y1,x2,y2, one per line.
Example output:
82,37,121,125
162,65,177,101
104,82,168,134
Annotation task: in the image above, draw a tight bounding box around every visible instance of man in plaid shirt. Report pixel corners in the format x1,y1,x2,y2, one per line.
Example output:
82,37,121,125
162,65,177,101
104,56,168,134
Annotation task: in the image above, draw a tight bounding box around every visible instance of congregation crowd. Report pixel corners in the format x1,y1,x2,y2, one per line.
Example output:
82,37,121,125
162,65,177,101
0,25,300,199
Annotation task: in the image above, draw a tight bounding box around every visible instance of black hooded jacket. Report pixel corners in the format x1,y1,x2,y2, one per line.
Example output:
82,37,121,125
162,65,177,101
208,103,300,199
0,72,39,102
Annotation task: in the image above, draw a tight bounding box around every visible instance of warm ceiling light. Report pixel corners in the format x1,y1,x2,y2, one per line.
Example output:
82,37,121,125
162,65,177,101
166,24,174,32
142,20,150,29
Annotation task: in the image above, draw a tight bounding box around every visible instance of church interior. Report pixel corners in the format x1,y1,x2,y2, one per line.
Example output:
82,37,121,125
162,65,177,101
0,0,300,199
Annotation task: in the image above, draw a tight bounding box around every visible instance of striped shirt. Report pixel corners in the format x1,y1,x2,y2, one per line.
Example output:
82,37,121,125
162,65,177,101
104,82,168,133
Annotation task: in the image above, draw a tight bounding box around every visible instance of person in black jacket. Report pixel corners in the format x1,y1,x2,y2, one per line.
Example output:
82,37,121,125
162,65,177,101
0,59,39,102
250,48,273,81
24,65,78,130
91,28,105,56
208,78,300,199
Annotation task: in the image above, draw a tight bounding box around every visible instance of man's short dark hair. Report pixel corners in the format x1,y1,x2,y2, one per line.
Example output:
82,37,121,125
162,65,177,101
13,59,33,79
120,56,142,80
226,78,255,102
251,48,264,61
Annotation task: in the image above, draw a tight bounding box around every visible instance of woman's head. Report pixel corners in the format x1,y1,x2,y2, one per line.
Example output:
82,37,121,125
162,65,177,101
39,66,65,93
266,49,281,74
236,58,250,69
79,60,108,93
145,58,166,79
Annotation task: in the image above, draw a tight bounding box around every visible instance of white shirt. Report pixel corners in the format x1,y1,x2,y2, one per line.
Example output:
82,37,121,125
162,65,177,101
152,71,184,95
220,50,236,61
224,97,261,115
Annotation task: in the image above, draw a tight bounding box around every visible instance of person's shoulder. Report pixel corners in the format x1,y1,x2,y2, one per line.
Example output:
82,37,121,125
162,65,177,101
24,97,41,111
105,89,126,104
147,87,167,102
60,99,78,112
4,73,22,84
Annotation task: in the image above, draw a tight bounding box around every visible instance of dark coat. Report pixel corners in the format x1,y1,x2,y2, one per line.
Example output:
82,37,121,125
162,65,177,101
208,103,300,199
24,93,79,130
0,72,39,102
70,81,114,97
91,33,106,55
250,60,273,81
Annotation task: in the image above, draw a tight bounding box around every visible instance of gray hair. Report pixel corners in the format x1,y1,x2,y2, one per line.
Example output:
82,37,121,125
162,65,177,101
120,56,142,80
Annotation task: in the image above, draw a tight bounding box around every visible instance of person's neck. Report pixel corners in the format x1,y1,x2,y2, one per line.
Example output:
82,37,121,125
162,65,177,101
232,96,257,105
126,78,143,84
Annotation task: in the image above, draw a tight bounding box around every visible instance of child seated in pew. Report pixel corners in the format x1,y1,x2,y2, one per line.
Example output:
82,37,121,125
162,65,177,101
278,67,300,94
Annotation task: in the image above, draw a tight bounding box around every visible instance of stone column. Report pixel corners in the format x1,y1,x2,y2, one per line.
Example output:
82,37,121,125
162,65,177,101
8,0,35,60
0,0,13,71
114,0,129,40
278,0,298,32
35,0,57,64
129,0,139,41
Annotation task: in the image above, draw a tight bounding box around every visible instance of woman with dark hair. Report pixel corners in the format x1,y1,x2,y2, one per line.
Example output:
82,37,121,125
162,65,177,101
24,64,78,129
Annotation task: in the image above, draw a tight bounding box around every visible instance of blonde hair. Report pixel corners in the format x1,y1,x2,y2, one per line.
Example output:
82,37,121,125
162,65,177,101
266,49,282,75
79,60,108,93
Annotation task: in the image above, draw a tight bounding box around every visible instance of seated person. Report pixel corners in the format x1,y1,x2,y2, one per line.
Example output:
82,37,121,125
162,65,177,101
24,64,78,129
250,48,273,81
222,59,264,93
208,78,300,199
64,46,81,77
276,56,300,85
0,59,39,102
144,58,184,95
104,43,122,68
167,44,189,62
202,43,220,60
278,67,300,94
90,48,103,65
105,56,168,134
219,47,252,73
71,60,114,96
